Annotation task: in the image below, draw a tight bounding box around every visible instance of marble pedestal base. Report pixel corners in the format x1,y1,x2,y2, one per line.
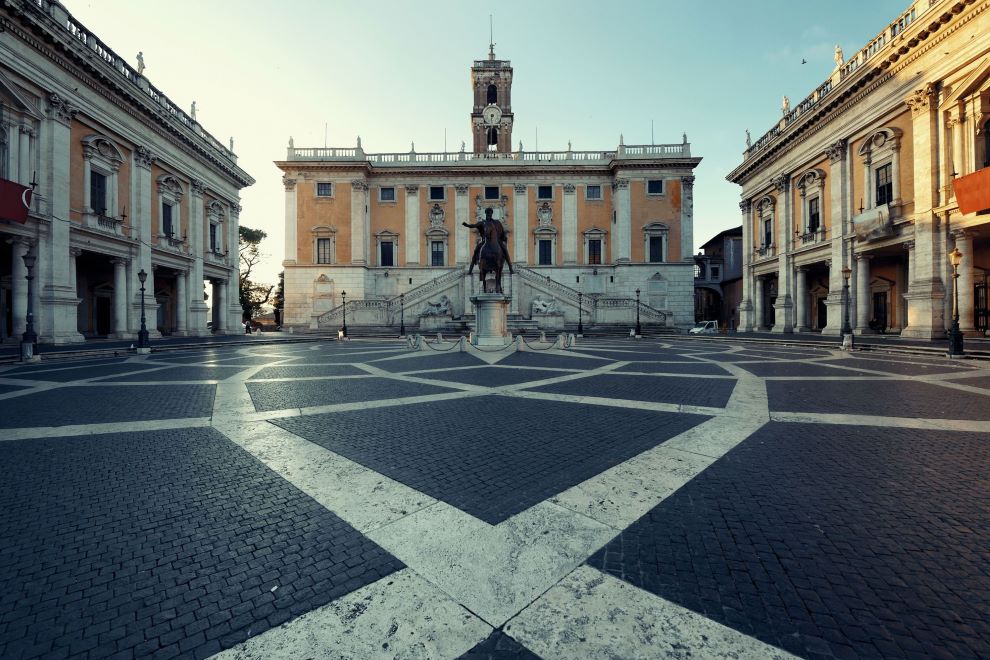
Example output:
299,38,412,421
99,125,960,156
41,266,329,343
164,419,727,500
471,294,511,347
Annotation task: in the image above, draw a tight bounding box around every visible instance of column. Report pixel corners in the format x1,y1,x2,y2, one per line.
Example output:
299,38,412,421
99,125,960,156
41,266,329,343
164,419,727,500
188,180,207,335
283,176,298,263
227,203,242,331
823,139,849,336
901,85,945,338
901,241,914,332
738,201,754,332
679,176,694,262
854,254,872,334
562,184,577,264
753,275,765,332
513,184,528,265
771,174,793,333
795,267,809,332
39,94,83,343
214,279,228,333
69,248,81,297
10,239,28,336
148,266,161,338
133,146,155,333
111,257,127,337
18,125,32,186
455,185,470,264
953,230,977,334
613,179,630,262
176,270,188,335
350,180,368,264
404,186,420,265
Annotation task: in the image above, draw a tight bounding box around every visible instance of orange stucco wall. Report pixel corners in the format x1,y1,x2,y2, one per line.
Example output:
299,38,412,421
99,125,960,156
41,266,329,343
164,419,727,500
850,110,914,217
791,158,831,234
296,180,353,264
576,183,612,263
630,179,682,262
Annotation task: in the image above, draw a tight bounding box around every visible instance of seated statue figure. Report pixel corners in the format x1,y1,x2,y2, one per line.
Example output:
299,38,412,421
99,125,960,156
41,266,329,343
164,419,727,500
531,296,559,314
422,294,452,317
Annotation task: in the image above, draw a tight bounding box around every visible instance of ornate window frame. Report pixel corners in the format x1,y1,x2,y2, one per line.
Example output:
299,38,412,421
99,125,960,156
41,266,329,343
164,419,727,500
795,168,826,236
156,174,184,240
643,222,669,263
81,134,124,219
376,229,400,267
425,225,449,267
207,200,226,255
312,225,336,265
533,224,557,266
755,196,775,251
857,127,902,211
583,226,607,265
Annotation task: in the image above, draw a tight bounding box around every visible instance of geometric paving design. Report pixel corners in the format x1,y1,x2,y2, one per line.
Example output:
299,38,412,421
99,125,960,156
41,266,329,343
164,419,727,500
272,396,708,524
588,421,990,659
0,428,402,659
1,337,988,659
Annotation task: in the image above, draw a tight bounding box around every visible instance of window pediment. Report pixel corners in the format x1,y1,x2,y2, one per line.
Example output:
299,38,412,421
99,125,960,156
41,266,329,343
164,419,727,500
82,134,125,166
857,127,902,157
157,174,184,197
795,168,827,191
311,225,336,235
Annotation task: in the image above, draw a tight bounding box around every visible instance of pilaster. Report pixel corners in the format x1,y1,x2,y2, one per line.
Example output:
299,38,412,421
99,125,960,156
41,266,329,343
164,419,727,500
455,185,470,264
562,183,577,264
613,179,630,262
738,200,753,332
795,267,809,332
404,185,420,265
282,175,298,263
680,176,694,262
854,254,873,334
771,173,793,333
188,179,208,335
227,202,243,330
513,184,528,265
951,229,977,335
350,180,368,265
823,140,849,336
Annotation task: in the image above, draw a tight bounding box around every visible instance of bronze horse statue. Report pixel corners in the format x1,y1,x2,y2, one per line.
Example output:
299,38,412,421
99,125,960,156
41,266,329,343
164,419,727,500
463,208,512,294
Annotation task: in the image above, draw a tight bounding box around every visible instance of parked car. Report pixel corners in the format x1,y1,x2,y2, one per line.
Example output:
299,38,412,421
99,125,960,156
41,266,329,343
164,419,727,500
689,320,719,335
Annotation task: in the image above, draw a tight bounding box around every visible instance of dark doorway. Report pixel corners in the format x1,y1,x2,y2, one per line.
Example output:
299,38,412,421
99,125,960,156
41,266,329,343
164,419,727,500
95,296,111,336
817,297,827,329
976,280,988,333
872,292,888,333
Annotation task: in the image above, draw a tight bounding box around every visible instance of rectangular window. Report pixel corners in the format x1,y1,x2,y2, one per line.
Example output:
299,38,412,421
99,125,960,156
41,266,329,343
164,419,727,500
588,239,602,265
316,238,332,264
380,241,394,267
649,236,663,263
316,182,332,197
431,241,444,267
647,179,664,195
875,164,893,206
162,202,174,236
379,187,395,202
537,185,553,200
538,239,553,265
711,265,721,280
429,186,445,201
586,185,602,200
209,224,218,252
90,171,107,215
808,197,820,233
485,185,500,200
763,219,773,248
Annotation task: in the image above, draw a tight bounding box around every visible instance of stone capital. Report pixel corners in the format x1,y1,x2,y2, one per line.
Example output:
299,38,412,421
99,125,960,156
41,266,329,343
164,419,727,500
950,228,976,240
612,179,629,190
455,184,470,196
191,179,206,196
826,138,847,163
405,185,419,195
47,93,78,126
351,180,369,192
563,183,576,194
514,184,527,194
680,175,695,187
228,201,242,217
855,253,872,262
905,84,936,116
109,256,128,265
739,200,752,214
70,247,84,258
135,146,156,170
771,173,790,193
902,240,915,251
282,175,297,191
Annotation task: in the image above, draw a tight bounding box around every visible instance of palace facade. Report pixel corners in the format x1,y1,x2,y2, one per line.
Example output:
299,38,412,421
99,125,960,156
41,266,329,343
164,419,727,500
277,47,701,333
728,0,989,338
0,0,253,344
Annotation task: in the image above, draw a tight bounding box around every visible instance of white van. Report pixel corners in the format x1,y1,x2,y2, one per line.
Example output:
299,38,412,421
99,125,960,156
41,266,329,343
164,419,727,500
689,320,719,335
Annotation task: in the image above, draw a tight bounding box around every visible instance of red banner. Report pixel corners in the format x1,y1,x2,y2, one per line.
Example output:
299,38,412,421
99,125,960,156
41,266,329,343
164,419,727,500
952,168,990,216
0,178,33,224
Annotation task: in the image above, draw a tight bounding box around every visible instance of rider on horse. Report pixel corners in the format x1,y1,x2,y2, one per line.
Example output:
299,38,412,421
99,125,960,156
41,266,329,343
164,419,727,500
463,207,513,275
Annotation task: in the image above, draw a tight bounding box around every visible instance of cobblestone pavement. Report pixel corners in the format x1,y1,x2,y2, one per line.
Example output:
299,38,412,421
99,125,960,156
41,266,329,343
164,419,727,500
0,337,988,659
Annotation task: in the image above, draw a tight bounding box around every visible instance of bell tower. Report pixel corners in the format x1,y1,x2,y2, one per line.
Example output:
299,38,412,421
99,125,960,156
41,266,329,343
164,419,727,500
471,40,513,154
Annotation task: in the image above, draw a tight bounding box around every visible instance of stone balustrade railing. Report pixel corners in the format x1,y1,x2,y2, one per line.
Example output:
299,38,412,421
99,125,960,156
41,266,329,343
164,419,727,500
287,144,689,164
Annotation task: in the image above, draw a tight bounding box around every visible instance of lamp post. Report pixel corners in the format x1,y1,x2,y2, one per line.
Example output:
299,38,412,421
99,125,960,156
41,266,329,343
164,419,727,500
137,269,151,354
635,288,642,338
841,266,852,349
20,250,38,362
341,290,348,339
399,292,406,337
577,291,584,337
948,247,964,358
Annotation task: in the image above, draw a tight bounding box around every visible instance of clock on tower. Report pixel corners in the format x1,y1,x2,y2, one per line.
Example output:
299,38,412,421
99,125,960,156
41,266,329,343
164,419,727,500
471,44,513,154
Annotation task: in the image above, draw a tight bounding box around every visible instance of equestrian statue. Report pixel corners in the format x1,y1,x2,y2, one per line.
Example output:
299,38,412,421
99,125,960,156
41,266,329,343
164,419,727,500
463,207,513,294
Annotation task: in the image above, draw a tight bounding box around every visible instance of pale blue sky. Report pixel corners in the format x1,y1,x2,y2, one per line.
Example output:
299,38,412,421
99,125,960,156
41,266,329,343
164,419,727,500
63,0,909,284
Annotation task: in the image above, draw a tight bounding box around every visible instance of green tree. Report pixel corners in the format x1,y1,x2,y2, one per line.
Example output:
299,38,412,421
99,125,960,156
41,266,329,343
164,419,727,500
272,270,285,327
238,225,274,321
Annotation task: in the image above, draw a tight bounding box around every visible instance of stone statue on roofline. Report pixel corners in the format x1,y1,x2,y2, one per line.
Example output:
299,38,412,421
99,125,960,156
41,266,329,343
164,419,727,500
834,43,844,69
745,129,751,148
136,51,145,75
782,95,790,115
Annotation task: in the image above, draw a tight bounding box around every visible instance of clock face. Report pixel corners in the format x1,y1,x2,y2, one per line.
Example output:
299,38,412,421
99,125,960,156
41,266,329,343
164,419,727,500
483,105,502,125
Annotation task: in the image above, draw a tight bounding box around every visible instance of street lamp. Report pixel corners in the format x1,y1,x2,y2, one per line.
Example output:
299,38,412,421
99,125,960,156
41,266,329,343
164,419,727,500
841,266,852,349
20,250,38,362
577,291,584,337
341,290,348,338
399,292,406,337
635,288,642,338
137,269,151,353
948,247,964,358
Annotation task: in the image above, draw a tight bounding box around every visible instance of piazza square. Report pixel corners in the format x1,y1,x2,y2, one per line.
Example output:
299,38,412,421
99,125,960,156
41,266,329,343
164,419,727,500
2,0,990,658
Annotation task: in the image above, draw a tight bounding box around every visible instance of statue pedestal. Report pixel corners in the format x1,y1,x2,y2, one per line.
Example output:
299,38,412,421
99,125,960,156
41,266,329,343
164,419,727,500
471,294,511,347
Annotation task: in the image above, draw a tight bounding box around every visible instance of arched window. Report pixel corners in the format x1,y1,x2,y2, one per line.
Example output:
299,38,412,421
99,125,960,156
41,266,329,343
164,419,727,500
487,84,498,105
